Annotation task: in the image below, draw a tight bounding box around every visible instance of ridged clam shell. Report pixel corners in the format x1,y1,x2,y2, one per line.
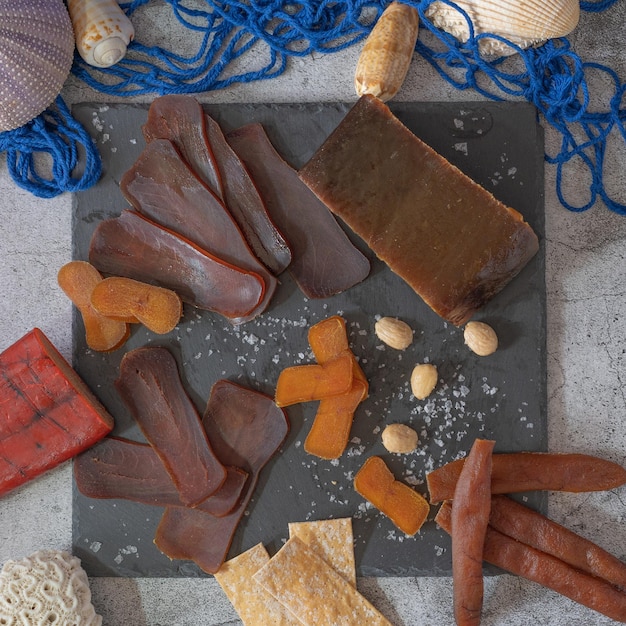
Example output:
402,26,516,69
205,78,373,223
0,0,75,132
426,0,580,56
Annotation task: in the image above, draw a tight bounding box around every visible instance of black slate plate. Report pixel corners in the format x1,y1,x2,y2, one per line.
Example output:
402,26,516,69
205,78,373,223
71,100,545,578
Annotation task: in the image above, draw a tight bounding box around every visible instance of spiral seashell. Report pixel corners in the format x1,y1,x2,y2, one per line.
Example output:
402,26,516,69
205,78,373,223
426,0,580,57
0,0,75,132
68,0,134,68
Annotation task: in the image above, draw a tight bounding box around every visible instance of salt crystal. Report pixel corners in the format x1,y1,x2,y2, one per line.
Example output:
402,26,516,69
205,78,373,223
454,142,468,155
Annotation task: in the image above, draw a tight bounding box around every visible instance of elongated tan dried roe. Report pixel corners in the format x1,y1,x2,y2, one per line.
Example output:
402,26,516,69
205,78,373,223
427,452,626,504
451,439,494,626
436,501,626,623
489,495,626,591
304,382,367,460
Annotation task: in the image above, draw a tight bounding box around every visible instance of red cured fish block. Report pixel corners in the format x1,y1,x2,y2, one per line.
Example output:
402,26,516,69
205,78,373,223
0,328,114,496
299,95,539,326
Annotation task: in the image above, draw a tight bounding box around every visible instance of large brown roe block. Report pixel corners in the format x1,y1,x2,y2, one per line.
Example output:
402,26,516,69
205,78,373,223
299,95,539,325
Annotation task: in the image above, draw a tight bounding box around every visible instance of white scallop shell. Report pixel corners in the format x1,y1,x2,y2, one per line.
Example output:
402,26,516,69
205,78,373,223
0,0,75,132
426,0,580,56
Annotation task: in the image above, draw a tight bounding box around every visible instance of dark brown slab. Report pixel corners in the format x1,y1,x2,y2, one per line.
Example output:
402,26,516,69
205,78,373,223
71,101,545,578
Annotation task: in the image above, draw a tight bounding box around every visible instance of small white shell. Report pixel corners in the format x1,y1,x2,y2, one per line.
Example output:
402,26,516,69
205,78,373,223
68,0,134,68
426,0,580,56
0,0,75,132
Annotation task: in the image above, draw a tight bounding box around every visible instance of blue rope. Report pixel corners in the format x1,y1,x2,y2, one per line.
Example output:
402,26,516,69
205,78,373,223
0,96,102,199
71,0,378,96
0,0,624,214
407,0,626,214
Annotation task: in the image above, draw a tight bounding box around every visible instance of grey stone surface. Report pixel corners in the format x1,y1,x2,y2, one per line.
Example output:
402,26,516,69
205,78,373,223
1,4,625,625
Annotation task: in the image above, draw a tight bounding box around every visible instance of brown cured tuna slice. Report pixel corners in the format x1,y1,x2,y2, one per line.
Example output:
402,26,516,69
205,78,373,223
120,138,275,323
299,95,539,325
204,114,292,276
89,209,264,321
115,347,227,507
142,94,223,199
226,123,370,299
74,436,247,517
154,379,289,573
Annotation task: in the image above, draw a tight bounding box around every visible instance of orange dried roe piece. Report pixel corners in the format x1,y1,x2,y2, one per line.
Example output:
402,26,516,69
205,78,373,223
354,456,430,535
308,315,368,393
274,353,353,408
91,276,182,334
305,316,368,459
305,384,367,460
57,261,129,352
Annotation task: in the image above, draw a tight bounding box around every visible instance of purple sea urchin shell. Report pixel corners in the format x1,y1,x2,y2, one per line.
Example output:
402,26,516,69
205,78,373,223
0,0,74,132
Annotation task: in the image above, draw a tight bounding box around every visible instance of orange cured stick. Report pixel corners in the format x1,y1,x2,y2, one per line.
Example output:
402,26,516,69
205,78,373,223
489,495,626,590
354,456,430,535
274,353,354,408
0,328,114,496
451,438,495,626
427,452,626,504
304,316,368,458
436,502,626,624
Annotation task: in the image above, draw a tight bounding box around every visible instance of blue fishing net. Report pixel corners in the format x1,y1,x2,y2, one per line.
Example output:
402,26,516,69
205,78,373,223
0,0,624,214
0,96,102,199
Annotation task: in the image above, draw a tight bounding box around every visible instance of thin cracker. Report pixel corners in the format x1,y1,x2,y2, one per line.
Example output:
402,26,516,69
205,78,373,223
214,543,301,626
288,518,356,587
253,537,392,626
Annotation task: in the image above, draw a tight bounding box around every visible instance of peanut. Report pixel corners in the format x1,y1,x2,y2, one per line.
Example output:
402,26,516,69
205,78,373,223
411,363,438,400
382,423,419,454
